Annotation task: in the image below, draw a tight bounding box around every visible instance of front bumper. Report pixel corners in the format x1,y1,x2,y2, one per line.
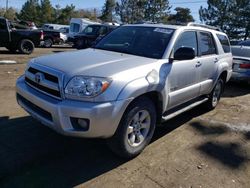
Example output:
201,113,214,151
16,76,132,138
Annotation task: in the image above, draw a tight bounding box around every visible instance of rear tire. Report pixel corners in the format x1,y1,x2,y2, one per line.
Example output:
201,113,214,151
18,39,34,54
43,38,53,48
204,78,224,110
107,96,156,159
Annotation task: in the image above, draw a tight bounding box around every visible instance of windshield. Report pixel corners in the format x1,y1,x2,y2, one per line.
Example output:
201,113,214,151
82,25,101,35
94,26,174,59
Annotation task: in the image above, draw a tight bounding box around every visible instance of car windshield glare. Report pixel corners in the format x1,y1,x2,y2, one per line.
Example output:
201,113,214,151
94,26,175,59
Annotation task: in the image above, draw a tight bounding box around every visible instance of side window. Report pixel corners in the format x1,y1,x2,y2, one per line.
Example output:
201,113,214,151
99,26,107,35
174,31,198,56
199,32,216,56
216,34,231,53
0,19,7,30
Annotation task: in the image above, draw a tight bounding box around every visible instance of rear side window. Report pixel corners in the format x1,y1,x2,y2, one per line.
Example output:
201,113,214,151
0,19,7,30
199,32,216,56
217,34,231,53
70,23,80,32
174,31,198,56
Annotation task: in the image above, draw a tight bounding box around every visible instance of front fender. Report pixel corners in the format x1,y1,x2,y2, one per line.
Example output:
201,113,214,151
117,77,158,101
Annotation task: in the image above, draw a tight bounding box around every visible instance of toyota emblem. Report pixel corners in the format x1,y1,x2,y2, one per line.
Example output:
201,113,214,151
34,72,43,84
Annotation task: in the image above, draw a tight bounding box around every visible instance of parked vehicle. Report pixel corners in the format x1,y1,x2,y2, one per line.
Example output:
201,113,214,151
16,23,232,158
73,24,117,49
42,30,68,48
68,18,99,42
0,17,43,54
231,46,250,82
42,24,69,31
237,39,250,47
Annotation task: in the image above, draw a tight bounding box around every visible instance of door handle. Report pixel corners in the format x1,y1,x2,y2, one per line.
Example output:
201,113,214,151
214,58,219,63
196,61,202,67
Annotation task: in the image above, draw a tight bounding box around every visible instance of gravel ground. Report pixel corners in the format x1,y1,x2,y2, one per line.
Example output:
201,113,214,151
0,47,249,188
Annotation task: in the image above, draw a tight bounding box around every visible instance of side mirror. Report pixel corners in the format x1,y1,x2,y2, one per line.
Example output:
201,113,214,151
174,47,195,60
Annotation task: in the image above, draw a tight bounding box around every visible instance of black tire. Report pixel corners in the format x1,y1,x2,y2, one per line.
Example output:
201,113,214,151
43,38,53,48
204,78,224,110
107,96,156,159
75,39,84,49
18,39,34,54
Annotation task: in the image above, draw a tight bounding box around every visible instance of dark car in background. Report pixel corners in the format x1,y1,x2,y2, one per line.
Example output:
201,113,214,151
231,46,250,83
72,24,117,49
0,17,43,54
42,30,62,48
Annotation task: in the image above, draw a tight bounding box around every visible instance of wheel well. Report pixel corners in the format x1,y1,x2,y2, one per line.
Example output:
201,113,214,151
17,38,35,47
130,91,163,125
220,71,227,83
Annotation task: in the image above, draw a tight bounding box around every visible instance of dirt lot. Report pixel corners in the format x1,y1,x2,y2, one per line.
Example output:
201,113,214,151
0,47,250,188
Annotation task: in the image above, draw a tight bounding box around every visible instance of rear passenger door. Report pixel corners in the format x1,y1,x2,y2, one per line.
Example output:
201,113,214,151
167,30,200,109
197,31,218,95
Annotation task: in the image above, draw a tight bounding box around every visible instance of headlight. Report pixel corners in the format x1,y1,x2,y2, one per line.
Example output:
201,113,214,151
65,76,112,99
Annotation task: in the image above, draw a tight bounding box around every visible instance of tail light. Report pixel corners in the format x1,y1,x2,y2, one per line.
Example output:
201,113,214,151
239,63,250,69
40,31,44,40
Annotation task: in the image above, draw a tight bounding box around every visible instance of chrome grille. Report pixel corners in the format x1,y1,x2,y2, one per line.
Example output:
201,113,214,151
25,66,62,99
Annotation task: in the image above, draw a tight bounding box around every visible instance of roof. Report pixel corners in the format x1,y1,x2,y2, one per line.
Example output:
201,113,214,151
125,24,181,30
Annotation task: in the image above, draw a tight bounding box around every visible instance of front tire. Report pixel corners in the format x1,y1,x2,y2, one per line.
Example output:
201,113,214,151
205,78,224,110
18,39,34,54
107,96,156,159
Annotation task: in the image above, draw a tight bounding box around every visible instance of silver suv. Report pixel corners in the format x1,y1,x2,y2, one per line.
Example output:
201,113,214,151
16,23,233,158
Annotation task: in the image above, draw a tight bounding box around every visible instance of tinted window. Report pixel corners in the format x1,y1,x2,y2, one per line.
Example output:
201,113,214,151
199,32,216,55
98,26,108,35
217,34,231,53
83,25,101,35
0,19,7,30
95,26,174,59
174,31,198,56
70,23,80,32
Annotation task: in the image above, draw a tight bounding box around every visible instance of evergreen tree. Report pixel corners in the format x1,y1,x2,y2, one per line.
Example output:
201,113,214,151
17,0,40,24
100,0,116,22
200,0,250,39
57,4,75,25
145,0,171,22
40,0,54,23
168,7,194,24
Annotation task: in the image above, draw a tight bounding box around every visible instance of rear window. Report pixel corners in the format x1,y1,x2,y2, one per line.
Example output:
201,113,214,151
199,32,217,56
217,34,231,53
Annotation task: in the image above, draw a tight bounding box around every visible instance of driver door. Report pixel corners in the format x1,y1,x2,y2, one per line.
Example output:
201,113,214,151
167,30,200,109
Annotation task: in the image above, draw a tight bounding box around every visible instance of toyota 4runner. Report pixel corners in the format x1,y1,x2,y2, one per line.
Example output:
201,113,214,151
16,23,233,158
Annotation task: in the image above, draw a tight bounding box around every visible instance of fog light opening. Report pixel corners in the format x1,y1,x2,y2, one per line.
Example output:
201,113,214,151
70,117,90,131
78,119,89,129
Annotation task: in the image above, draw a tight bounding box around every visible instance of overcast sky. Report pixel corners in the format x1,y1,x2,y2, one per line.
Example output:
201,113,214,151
0,0,207,21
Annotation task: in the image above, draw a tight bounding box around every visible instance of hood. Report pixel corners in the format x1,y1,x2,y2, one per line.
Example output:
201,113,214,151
33,48,157,78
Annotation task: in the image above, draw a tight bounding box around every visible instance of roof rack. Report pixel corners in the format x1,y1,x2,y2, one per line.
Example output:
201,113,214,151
187,22,222,31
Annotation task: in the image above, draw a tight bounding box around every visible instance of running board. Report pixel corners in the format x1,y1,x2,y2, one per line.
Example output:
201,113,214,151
162,98,208,122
